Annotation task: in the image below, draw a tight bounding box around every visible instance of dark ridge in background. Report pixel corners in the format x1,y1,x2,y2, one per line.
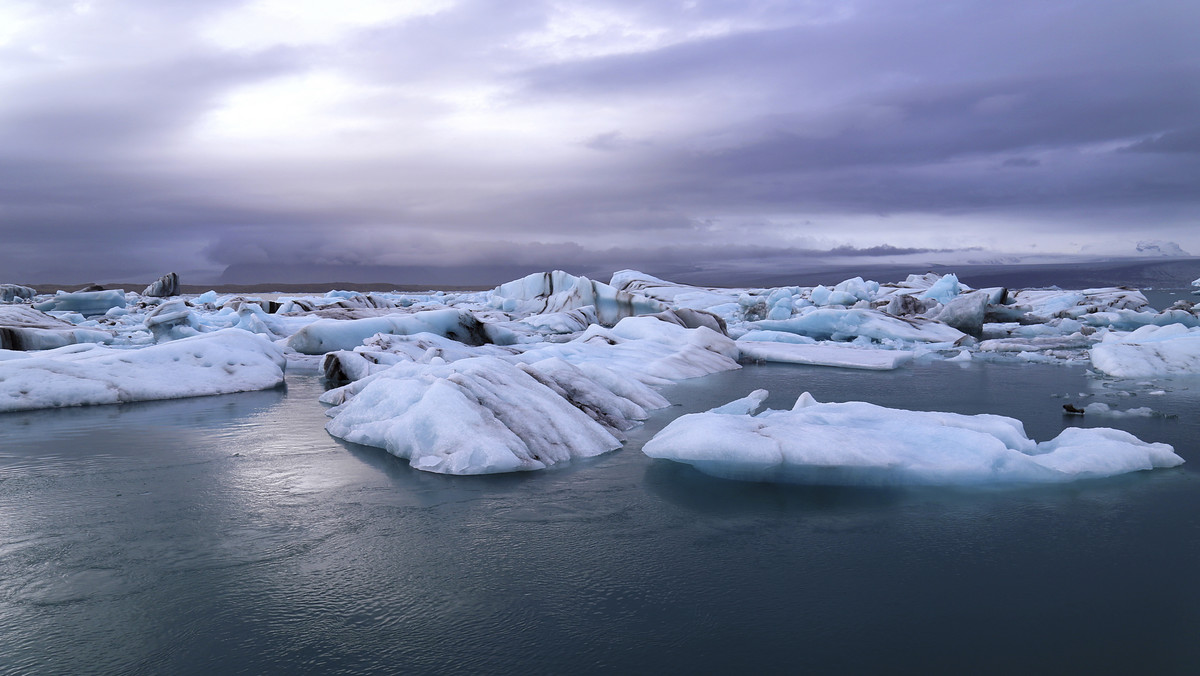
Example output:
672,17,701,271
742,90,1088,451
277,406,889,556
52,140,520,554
25,258,1200,296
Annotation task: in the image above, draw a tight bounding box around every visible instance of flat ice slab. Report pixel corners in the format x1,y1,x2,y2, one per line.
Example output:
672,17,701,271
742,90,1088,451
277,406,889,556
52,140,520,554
0,329,286,412
738,341,913,370
643,392,1182,485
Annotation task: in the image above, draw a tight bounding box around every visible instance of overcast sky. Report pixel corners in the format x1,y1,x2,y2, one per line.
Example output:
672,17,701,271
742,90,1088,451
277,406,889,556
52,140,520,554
2,0,1198,284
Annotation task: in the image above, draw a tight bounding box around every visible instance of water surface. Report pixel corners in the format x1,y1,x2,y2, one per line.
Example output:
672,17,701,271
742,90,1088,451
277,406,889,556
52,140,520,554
2,359,1198,674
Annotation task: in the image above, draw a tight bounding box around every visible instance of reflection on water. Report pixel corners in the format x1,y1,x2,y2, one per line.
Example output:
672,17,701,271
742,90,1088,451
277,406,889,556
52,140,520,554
2,363,1199,675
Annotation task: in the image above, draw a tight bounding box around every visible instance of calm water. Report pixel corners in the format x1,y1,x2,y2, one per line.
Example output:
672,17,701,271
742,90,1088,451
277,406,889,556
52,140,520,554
2,357,1200,674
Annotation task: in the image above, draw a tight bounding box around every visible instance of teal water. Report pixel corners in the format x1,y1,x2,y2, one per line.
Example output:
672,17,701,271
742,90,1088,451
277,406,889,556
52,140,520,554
2,358,1199,674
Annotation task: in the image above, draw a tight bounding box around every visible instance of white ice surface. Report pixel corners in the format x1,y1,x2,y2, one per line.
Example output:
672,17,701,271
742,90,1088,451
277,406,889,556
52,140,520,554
643,392,1182,485
738,341,913,370
287,309,509,355
1090,324,1200,377
0,329,286,412
753,308,966,345
324,356,628,474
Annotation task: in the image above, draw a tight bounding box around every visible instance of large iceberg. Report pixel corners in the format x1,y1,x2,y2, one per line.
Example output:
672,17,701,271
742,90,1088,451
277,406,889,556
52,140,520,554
1,284,36,303
324,357,639,474
752,308,966,345
287,309,513,355
0,329,285,412
643,392,1182,485
489,270,665,326
0,306,113,351
34,289,128,317
1090,324,1200,377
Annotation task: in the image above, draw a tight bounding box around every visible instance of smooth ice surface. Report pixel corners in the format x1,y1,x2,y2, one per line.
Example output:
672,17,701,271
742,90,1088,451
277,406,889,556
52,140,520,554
1090,324,1200,377
738,340,913,370
643,392,1182,485
33,289,127,317
0,329,285,411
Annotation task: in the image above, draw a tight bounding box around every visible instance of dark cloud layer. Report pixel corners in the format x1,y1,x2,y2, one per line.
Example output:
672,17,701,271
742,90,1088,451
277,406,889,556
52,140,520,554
1,0,1197,284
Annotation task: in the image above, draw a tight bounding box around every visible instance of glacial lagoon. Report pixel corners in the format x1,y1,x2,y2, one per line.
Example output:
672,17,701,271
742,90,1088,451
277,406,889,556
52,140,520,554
3,355,1199,674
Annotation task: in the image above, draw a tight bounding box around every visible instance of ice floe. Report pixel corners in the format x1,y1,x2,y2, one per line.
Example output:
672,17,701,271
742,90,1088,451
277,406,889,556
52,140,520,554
0,306,113,351
0,329,285,412
643,392,1183,485
1090,324,1200,377
738,341,913,370
323,357,638,474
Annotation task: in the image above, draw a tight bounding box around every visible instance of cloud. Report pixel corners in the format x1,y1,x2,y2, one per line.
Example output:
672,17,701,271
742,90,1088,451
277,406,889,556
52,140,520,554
1,0,1198,283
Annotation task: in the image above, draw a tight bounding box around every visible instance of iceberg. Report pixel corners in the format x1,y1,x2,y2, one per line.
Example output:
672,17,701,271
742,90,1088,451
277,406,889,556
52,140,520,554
286,309,513,355
1,284,36,303
142,272,180,298
643,392,1182,485
753,308,966,345
1089,324,1200,377
489,270,665,326
33,289,127,317
0,329,286,412
0,306,113,351
324,357,634,474
738,341,913,370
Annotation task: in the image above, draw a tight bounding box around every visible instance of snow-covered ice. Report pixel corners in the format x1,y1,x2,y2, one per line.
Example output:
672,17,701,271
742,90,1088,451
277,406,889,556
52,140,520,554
1,284,36,303
0,329,285,412
287,309,512,355
0,306,113,351
643,392,1183,485
323,357,636,474
1090,324,1200,377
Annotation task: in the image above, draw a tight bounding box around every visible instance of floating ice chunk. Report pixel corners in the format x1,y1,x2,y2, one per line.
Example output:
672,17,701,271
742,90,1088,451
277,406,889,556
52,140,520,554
738,341,913,370
0,306,114,350
324,357,623,474
1082,402,1157,418
142,272,180,298
979,332,1100,353
737,330,816,345
708,389,768,415
1,284,36,303
490,270,665,326
754,308,966,344
0,329,285,412
286,309,510,355
936,291,989,337
34,289,127,317
919,274,961,304
193,290,219,305
145,299,203,342
1090,324,1200,377
642,392,1182,485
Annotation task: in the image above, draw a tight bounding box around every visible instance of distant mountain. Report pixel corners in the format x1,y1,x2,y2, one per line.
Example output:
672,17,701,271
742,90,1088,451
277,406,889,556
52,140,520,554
1135,240,1191,257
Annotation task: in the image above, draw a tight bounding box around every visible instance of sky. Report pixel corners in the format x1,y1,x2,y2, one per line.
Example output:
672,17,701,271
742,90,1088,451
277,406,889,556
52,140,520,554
1,0,1198,284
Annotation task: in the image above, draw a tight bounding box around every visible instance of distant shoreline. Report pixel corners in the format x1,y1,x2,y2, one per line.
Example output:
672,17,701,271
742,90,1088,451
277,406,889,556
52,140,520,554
19,257,1200,295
